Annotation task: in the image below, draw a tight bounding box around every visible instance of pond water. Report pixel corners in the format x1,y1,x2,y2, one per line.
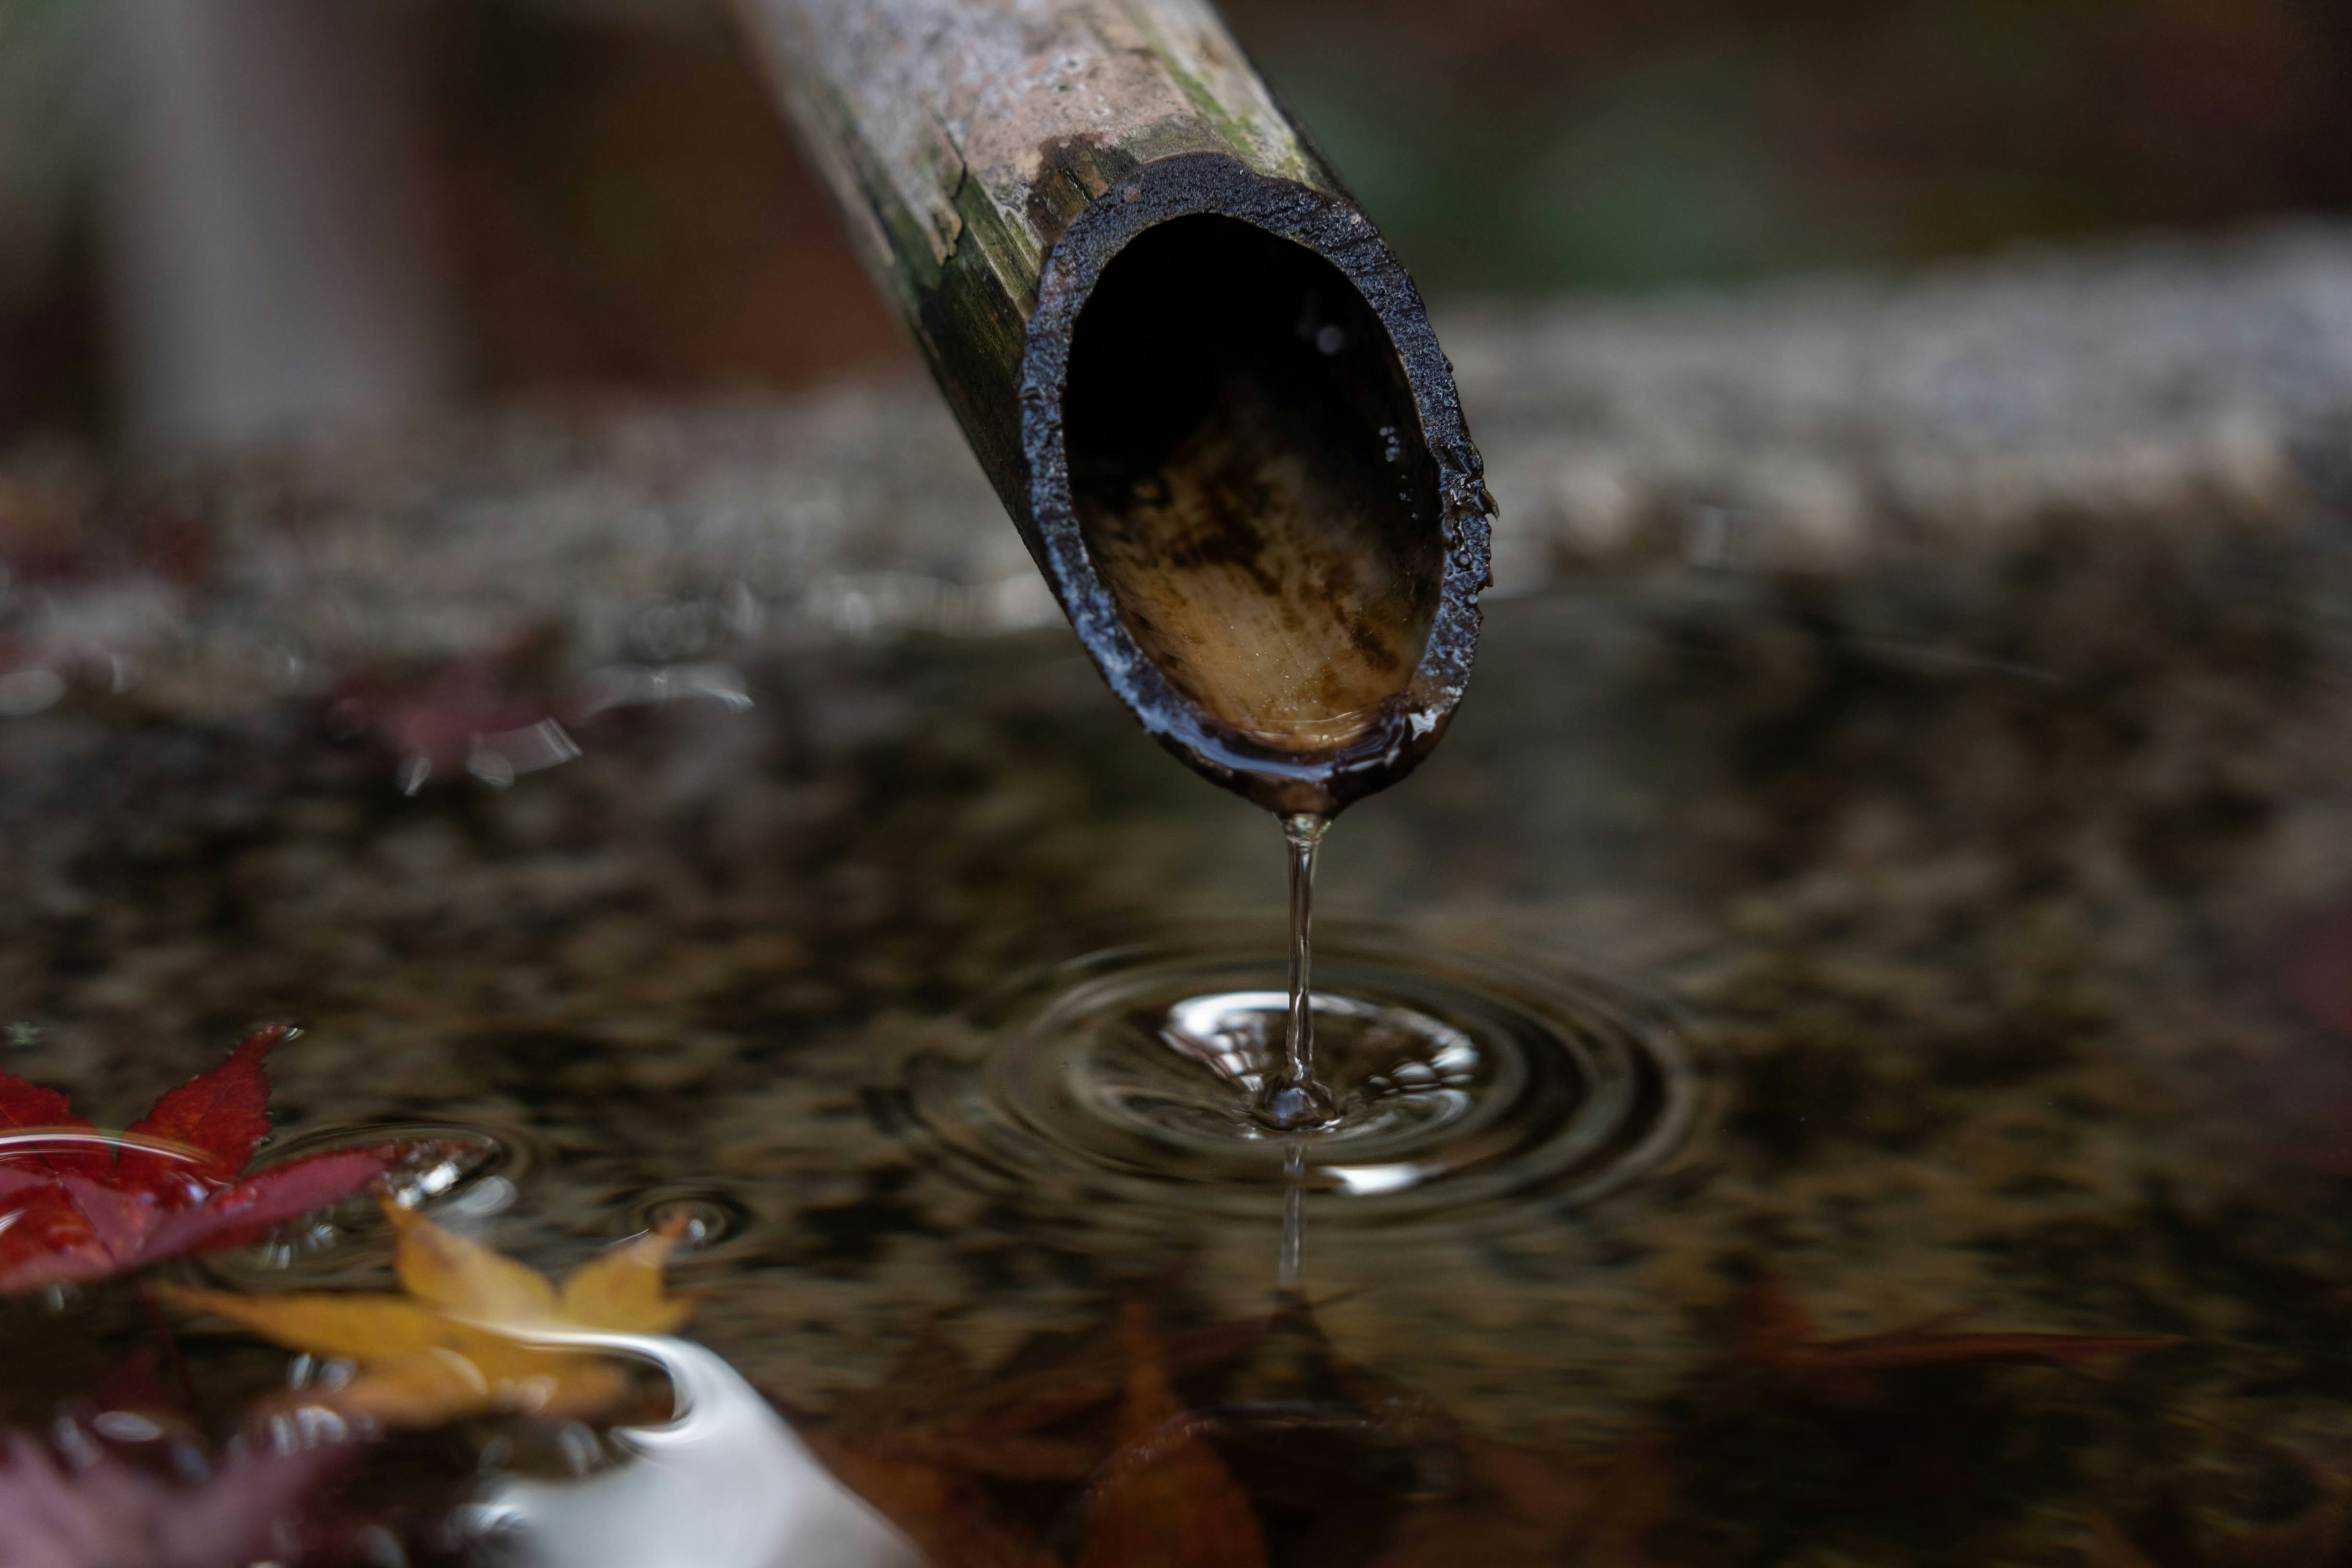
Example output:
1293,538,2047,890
6,529,2352,1564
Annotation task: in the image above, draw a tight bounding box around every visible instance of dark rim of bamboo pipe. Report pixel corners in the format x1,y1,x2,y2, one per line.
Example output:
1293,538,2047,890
1019,151,1493,818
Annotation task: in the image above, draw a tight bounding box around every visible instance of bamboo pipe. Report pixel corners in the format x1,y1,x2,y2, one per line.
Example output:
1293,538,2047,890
731,0,1492,815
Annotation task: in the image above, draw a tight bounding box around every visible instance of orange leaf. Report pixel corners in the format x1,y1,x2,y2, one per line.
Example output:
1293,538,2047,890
386,1199,562,1329
160,1204,692,1428
559,1213,693,1333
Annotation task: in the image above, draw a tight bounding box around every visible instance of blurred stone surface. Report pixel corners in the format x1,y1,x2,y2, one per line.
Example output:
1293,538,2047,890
1463,222,2352,583
8,222,2352,712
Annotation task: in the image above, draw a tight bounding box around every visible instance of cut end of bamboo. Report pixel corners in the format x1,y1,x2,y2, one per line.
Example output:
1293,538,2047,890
1025,154,1491,816
1065,213,1442,753
732,0,1490,815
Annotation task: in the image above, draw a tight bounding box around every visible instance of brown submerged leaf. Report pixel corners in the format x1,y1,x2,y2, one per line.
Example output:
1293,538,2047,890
808,1431,1058,1568
1738,1276,2183,1399
2085,1510,2161,1567
810,1294,1686,1567
819,1310,1270,1483
805,1305,1282,1566
1074,1303,1267,1568
1373,1436,1684,1567
2105,1455,2352,1567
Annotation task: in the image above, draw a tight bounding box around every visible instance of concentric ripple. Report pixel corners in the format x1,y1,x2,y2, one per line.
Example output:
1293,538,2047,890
904,927,1703,1222
622,1186,763,1264
200,1120,537,1284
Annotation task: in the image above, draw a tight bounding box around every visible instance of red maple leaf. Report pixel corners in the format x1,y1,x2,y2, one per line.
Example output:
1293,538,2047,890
0,1026,393,1294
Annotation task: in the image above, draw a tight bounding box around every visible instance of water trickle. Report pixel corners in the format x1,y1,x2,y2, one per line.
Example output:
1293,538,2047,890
1253,813,1337,1133
1278,1136,1305,1291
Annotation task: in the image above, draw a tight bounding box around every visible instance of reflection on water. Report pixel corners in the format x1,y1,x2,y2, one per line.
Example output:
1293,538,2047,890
9,537,2352,1561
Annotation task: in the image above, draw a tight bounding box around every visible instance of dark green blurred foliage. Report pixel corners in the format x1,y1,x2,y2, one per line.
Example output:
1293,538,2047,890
1226,0,2352,293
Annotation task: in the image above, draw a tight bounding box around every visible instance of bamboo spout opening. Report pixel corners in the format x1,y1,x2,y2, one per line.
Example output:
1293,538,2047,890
1062,216,1445,755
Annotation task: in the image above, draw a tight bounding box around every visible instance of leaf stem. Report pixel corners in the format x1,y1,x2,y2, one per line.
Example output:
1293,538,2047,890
135,1277,203,1417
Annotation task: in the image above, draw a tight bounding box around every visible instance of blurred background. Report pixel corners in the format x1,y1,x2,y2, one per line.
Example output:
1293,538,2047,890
6,0,2352,456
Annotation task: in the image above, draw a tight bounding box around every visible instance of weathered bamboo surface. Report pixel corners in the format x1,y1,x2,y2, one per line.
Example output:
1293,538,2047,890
6,225,2352,723
733,0,1331,275
731,0,1330,480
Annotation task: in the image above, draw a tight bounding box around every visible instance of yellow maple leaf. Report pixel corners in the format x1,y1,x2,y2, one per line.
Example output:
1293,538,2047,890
158,1199,693,1427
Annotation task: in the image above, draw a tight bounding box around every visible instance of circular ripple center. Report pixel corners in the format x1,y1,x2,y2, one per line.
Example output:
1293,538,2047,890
907,930,1698,1221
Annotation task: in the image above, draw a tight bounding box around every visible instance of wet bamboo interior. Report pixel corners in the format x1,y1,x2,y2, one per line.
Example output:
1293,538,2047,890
1063,216,1443,753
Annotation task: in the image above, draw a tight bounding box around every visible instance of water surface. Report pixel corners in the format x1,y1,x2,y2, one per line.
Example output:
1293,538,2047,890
5,531,2351,1564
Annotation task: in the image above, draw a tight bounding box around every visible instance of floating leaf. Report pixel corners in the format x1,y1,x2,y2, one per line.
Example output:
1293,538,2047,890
558,1223,696,1335
128,1028,276,1167
159,1201,693,1428
0,1027,395,1294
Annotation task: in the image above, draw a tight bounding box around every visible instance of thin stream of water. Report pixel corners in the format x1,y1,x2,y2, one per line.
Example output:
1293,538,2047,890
1279,1137,1304,1290
1272,813,1330,1288
1254,812,1334,1131
1280,812,1327,1096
